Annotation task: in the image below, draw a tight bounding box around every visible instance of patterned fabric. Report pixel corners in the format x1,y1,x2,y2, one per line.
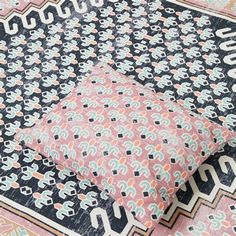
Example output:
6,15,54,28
157,195,236,235
15,63,235,229
0,0,235,235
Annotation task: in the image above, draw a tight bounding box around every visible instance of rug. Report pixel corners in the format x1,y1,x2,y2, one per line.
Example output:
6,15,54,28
0,0,235,235
181,0,236,19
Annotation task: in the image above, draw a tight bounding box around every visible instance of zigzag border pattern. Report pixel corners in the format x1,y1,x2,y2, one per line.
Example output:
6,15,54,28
178,0,236,20
0,0,58,19
1,0,235,35
160,154,236,227
160,190,236,228
0,0,119,35
1,197,152,236
169,0,236,23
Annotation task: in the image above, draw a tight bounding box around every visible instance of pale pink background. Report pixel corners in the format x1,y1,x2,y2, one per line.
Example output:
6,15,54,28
156,196,236,235
183,0,236,17
0,207,53,235
0,0,46,16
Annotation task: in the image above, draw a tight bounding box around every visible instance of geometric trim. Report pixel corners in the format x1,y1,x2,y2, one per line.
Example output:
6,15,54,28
160,153,236,226
0,199,156,236
160,190,236,228
128,227,154,236
1,194,154,236
0,202,61,235
0,0,58,19
1,0,235,36
3,191,234,234
170,0,236,23
1,199,156,236
0,196,82,236
177,0,236,20
0,0,110,35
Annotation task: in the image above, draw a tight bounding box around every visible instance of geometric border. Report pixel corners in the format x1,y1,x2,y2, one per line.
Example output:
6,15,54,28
0,0,235,234
0,0,235,23
0,0,109,35
0,0,59,19
178,0,236,20
3,188,233,233
0,199,156,236
0,195,81,236
160,190,236,228
1,202,62,235
1,0,235,36
128,227,154,236
1,193,155,236
0,202,65,236
171,0,236,23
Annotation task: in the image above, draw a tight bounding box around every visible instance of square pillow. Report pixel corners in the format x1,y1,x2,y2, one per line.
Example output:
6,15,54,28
15,63,235,228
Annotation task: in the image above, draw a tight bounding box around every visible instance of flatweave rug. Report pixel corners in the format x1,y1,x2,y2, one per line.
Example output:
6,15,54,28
0,0,235,235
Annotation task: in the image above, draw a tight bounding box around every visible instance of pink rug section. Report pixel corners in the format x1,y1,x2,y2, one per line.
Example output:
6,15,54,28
156,196,236,235
183,0,236,18
0,207,54,235
0,0,46,16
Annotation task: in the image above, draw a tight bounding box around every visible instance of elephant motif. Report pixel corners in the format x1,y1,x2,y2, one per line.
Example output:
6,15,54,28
4,121,21,136
78,192,98,210
57,181,77,199
210,82,229,96
11,34,27,46
33,190,53,209
89,159,107,176
54,201,75,220
173,171,188,187
48,23,63,34
117,179,136,197
194,15,210,27
127,200,145,218
6,89,23,103
194,90,213,104
123,141,143,157
8,47,24,58
6,105,23,119
30,28,45,40
0,173,19,191
140,180,157,198
215,97,234,112
130,160,150,177
109,157,128,176
6,75,23,87
190,75,209,88
64,29,80,40
165,40,182,52
198,106,217,119
167,148,185,167
1,153,20,171
148,203,164,220
46,35,62,47
174,82,192,96
199,39,217,52
176,10,193,21
155,75,172,88
179,22,195,34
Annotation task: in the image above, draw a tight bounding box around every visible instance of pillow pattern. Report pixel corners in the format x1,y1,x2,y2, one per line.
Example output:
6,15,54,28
15,63,235,228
